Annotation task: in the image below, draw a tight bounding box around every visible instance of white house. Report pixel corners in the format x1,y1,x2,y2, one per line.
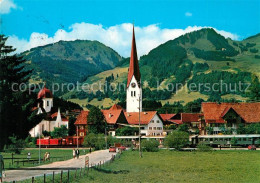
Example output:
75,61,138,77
124,111,164,136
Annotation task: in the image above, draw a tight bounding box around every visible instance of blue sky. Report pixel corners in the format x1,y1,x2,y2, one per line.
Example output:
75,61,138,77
1,0,260,56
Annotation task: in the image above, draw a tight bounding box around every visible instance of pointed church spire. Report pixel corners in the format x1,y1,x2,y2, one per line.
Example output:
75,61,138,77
127,25,141,88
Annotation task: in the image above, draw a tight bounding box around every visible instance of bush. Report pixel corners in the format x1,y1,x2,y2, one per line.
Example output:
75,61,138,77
164,131,189,150
197,143,213,152
50,125,68,138
116,126,139,136
4,136,26,154
83,133,106,150
141,139,159,152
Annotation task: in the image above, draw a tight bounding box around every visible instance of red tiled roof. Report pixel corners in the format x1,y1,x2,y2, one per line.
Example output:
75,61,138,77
102,110,124,124
127,26,141,88
202,102,260,123
169,119,183,125
181,113,201,123
124,111,157,125
38,85,53,99
74,111,89,125
159,114,176,121
109,104,123,111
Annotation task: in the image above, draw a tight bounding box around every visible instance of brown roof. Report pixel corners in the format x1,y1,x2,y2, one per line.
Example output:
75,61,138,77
109,104,123,111
74,111,89,125
181,113,201,123
127,26,141,88
51,112,68,121
159,114,176,121
102,110,125,124
124,111,157,125
202,102,260,123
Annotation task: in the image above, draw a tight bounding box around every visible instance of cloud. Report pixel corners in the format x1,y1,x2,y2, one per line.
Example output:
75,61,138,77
185,12,192,17
6,23,239,57
0,0,17,14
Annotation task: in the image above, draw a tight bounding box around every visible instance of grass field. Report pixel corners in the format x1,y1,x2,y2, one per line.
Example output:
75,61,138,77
1,148,89,170
71,150,260,183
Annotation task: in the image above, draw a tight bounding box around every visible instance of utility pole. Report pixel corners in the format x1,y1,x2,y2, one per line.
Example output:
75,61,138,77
138,95,142,158
105,127,108,149
38,126,41,164
77,126,79,149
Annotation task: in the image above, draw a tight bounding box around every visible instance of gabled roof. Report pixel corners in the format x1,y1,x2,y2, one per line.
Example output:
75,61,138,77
102,109,126,124
181,113,202,123
159,114,176,121
202,102,260,123
124,111,158,125
127,26,141,88
109,104,124,111
74,111,89,125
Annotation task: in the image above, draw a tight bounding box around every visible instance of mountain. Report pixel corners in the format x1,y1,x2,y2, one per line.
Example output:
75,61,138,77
22,40,123,85
64,28,260,108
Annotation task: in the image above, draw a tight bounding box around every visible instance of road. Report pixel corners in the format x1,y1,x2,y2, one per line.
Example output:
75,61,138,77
3,149,116,182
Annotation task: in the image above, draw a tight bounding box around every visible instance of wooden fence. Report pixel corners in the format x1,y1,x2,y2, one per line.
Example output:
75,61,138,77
10,153,120,183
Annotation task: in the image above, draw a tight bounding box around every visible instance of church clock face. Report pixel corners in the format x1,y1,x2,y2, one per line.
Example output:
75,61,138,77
131,83,136,88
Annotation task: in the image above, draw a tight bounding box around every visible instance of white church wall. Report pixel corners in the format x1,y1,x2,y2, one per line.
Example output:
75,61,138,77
126,76,142,112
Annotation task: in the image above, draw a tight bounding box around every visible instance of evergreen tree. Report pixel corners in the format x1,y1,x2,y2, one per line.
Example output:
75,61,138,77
87,106,106,134
249,75,260,101
0,35,43,150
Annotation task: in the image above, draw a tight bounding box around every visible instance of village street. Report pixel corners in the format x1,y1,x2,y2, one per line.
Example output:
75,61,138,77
3,150,116,182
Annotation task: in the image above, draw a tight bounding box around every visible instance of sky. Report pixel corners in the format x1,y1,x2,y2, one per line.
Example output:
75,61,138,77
1,0,260,57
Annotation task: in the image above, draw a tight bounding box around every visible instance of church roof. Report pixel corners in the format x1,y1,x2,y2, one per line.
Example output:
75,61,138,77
127,26,141,88
38,85,53,99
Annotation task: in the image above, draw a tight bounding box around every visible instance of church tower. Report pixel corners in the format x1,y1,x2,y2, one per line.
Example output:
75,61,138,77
126,26,142,112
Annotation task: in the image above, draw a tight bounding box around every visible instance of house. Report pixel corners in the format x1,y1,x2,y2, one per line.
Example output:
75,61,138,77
160,113,202,133
29,85,69,137
201,102,260,135
102,104,128,136
75,104,128,137
124,111,164,136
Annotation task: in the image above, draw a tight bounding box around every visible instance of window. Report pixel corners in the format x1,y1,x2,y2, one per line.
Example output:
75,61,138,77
153,127,156,130
134,91,136,97
131,91,133,97
140,127,145,130
149,127,152,130
47,101,49,106
157,127,162,130
151,120,154,123
156,120,160,123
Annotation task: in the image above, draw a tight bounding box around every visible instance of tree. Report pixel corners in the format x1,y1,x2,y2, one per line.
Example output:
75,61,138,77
177,124,189,132
87,106,106,134
0,35,43,150
83,133,105,150
249,75,260,101
4,136,26,154
231,137,238,147
141,139,159,152
50,126,68,138
164,131,189,150
68,116,76,136
116,126,139,136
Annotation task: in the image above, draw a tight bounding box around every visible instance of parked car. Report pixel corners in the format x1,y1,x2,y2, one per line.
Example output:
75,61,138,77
248,145,256,150
109,146,117,152
118,146,126,151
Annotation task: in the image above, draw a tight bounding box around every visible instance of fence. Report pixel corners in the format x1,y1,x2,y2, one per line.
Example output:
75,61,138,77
5,154,72,169
10,153,121,183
